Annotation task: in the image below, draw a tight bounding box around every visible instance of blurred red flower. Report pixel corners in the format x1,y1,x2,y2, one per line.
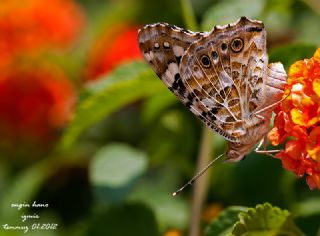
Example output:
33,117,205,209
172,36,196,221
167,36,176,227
0,61,76,145
268,48,320,189
85,24,142,81
0,0,85,67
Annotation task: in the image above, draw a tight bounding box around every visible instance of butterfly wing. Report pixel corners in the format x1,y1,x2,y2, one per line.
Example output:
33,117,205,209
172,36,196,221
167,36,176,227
138,23,238,141
179,17,268,140
138,23,204,96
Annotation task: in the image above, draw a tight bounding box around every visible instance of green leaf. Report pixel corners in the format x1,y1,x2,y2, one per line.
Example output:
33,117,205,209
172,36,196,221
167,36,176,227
269,44,317,70
294,198,320,235
89,143,148,203
90,143,147,187
58,61,164,150
141,90,177,125
128,166,190,230
205,206,247,236
201,0,265,31
295,10,320,45
130,186,189,230
86,203,160,236
262,0,292,35
293,197,320,217
295,214,320,236
229,203,304,236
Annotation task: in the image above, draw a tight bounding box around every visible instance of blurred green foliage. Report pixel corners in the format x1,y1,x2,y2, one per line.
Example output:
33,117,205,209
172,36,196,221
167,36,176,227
1,0,320,236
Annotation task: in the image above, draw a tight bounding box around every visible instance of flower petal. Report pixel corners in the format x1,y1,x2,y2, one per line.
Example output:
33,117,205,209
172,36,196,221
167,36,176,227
306,173,320,190
313,48,320,65
268,127,282,146
288,60,305,81
307,127,320,161
312,78,320,97
290,108,306,126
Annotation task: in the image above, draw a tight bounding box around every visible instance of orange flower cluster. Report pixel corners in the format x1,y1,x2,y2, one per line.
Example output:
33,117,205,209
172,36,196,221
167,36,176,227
85,24,142,81
0,0,84,67
268,48,320,189
0,0,83,148
0,62,76,145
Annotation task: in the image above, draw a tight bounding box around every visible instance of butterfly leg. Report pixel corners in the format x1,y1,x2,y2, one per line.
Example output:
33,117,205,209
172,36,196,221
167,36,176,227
254,114,265,120
254,136,281,158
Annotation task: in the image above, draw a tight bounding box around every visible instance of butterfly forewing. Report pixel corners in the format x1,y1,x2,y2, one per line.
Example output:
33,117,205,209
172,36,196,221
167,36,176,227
138,23,203,98
138,23,231,137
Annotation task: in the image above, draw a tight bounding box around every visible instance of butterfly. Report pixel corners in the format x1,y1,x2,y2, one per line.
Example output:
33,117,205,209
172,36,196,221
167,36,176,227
138,17,287,163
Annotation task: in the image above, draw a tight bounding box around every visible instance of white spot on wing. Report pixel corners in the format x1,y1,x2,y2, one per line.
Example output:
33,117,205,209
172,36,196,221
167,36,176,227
194,70,204,79
144,53,151,61
164,69,174,86
162,63,179,86
149,51,154,59
144,51,154,62
173,46,184,57
168,63,179,75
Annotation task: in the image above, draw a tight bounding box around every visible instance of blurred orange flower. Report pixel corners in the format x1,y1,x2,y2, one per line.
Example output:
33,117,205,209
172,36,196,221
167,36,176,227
202,203,223,223
163,229,183,236
0,0,85,67
268,48,320,189
85,24,142,81
0,61,76,145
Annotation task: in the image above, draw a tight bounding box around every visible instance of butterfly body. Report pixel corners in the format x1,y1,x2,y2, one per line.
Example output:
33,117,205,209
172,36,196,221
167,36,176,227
138,17,287,162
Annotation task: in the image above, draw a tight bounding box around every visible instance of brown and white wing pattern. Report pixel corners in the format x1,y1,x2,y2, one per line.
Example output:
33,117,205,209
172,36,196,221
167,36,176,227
139,24,219,131
138,23,239,142
179,17,268,140
138,22,204,95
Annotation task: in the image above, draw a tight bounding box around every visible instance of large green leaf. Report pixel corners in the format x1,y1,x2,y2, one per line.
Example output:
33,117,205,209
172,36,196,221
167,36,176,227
229,203,304,236
128,166,190,230
90,143,147,187
295,10,320,45
201,0,265,31
58,61,164,150
262,0,292,35
201,0,292,35
89,143,148,203
205,206,247,236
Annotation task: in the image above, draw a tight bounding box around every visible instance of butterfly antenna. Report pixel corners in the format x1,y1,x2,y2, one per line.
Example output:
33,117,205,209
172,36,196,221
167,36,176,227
172,152,225,196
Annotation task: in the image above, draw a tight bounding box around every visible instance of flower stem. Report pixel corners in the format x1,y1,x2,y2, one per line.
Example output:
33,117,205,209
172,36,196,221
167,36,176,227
189,126,213,236
179,2,213,236
180,0,199,31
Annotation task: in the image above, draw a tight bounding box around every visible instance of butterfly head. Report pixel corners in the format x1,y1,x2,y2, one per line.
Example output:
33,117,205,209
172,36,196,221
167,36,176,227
225,141,253,162
224,149,245,162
